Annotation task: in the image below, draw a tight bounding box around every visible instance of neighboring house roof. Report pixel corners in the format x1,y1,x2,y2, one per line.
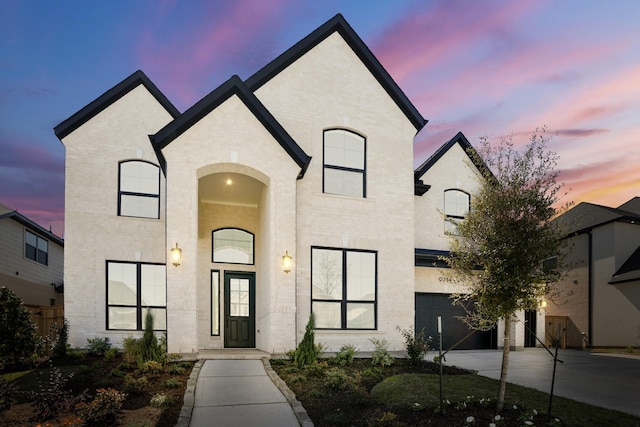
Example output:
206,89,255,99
413,132,488,196
245,13,428,132
0,203,64,247
617,197,640,215
555,201,640,236
54,70,180,140
150,75,312,178
610,245,640,285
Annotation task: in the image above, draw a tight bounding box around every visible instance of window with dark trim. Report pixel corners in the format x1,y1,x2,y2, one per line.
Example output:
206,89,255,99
25,230,48,265
106,261,166,331
311,247,377,330
444,189,470,235
323,129,366,197
211,270,220,336
212,228,254,264
118,160,160,219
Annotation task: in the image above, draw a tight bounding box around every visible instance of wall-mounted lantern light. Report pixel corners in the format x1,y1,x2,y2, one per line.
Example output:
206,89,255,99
540,299,547,309
282,251,292,273
171,243,182,267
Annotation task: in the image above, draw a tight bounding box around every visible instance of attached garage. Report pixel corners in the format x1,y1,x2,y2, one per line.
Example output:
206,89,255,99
415,292,497,350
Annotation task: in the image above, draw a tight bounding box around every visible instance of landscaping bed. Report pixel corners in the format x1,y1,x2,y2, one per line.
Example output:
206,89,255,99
271,357,640,426
1,353,193,426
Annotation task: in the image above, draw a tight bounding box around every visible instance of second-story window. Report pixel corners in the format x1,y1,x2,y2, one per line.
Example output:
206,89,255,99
118,160,160,219
25,230,48,265
323,129,366,197
444,189,470,235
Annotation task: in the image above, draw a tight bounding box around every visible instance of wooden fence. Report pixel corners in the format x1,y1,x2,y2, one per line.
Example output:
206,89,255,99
26,305,65,352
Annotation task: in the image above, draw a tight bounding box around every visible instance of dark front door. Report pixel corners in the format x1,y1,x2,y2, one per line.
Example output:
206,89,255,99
224,272,255,348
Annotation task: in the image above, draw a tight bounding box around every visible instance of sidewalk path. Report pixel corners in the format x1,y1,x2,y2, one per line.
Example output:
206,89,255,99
443,348,640,417
185,359,303,427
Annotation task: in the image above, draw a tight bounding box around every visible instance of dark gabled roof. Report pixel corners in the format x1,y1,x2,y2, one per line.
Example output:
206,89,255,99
609,245,640,285
54,70,180,140
555,201,640,236
413,132,489,196
0,205,64,247
617,197,640,215
150,75,311,178
415,248,450,268
245,13,427,132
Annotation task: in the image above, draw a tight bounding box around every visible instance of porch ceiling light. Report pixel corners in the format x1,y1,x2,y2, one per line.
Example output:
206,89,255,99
282,251,292,273
171,243,183,267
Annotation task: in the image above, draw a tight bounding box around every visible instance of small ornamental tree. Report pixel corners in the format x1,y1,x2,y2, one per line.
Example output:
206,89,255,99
293,314,320,367
444,128,571,412
138,310,164,364
0,286,42,366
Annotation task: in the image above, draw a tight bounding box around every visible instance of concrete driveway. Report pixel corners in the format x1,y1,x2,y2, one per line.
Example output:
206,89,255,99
442,348,640,417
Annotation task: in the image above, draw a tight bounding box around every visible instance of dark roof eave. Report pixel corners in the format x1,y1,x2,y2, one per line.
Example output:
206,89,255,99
150,75,311,178
245,13,427,131
0,211,64,246
54,70,179,141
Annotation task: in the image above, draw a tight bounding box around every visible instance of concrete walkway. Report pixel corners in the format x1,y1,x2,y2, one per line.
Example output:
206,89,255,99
186,359,303,427
443,348,640,417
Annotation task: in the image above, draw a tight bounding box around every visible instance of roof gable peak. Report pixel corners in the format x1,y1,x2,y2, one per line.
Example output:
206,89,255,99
245,13,427,131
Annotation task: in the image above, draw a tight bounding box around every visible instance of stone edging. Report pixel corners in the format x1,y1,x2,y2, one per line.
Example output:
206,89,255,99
176,359,204,427
262,358,314,427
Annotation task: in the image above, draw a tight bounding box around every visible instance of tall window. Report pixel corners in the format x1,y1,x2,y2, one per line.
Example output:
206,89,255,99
311,247,377,330
25,230,48,265
444,189,470,235
106,261,166,331
323,129,366,197
118,160,160,219
212,228,254,264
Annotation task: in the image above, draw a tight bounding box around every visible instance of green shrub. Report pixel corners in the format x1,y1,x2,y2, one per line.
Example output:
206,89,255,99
293,314,321,367
138,311,164,365
325,367,354,390
122,336,140,364
150,393,173,408
164,378,182,388
304,360,329,377
67,348,86,361
123,374,148,395
167,364,186,375
334,344,358,366
28,362,87,421
51,318,69,358
139,360,163,375
370,338,395,367
397,326,431,365
87,337,112,356
116,362,135,372
76,387,125,424
109,369,127,379
0,287,42,366
104,346,120,362
165,353,182,364
0,377,17,413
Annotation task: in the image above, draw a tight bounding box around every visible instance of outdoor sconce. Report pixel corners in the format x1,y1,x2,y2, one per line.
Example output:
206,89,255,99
171,243,182,267
282,251,292,273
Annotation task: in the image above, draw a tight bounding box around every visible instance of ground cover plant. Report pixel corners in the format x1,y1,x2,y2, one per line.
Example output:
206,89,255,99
271,356,640,426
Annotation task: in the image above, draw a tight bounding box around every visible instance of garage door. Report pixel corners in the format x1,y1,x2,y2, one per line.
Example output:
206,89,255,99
415,293,497,350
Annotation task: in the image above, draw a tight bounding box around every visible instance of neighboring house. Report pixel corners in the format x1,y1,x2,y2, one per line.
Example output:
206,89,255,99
546,198,640,348
54,14,537,354
0,203,64,315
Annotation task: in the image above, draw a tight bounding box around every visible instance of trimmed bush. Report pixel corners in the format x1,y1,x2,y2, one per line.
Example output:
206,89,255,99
293,314,321,367
370,338,395,367
0,287,42,366
334,344,358,366
87,337,112,356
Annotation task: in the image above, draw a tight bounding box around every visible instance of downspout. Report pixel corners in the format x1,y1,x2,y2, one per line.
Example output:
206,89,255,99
587,230,593,346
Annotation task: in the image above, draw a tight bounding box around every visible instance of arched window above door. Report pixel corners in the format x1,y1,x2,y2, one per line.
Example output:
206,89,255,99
212,228,255,264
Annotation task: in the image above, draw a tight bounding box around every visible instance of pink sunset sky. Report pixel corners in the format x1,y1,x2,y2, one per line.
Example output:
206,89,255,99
1,0,639,237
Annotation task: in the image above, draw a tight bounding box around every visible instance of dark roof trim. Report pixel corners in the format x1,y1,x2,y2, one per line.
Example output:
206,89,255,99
54,70,180,140
0,210,64,247
609,245,640,285
414,132,491,196
415,248,450,268
245,13,427,132
414,181,431,196
150,75,311,178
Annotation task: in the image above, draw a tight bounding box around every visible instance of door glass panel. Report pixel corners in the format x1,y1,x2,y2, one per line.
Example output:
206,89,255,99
230,278,250,317
211,271,220,335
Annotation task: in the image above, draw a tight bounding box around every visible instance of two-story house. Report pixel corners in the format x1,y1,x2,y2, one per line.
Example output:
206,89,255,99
54,14,538,354
0,203,64,333
547,198,640,348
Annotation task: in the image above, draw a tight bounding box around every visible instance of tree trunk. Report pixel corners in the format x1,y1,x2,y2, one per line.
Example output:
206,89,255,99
497,315,511,412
